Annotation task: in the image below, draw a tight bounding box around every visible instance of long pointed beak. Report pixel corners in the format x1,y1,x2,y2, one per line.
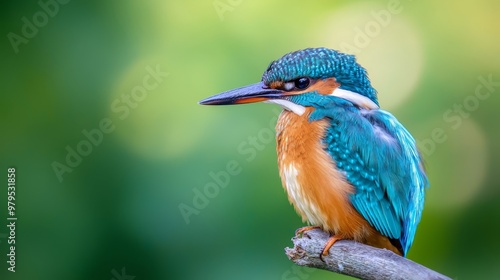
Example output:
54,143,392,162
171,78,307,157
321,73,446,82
199,82,284,105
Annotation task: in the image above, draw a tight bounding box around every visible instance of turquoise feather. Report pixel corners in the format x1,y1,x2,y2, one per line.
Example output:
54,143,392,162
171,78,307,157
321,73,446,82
290,91,428,256
265,48,428,256
262,47,379,106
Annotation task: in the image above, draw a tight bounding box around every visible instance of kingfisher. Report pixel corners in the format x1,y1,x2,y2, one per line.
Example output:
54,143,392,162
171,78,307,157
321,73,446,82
199,47,428,257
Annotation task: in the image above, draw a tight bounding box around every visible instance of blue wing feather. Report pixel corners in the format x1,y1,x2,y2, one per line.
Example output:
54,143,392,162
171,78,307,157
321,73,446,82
303,94,429,256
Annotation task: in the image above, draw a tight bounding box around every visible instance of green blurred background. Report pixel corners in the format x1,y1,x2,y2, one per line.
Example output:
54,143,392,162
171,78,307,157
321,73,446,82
1,0,499,279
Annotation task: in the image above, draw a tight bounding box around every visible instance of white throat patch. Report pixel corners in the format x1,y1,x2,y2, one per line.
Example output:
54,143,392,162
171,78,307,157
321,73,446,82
330,88,379,110
264,88,377,115
264,99,306,116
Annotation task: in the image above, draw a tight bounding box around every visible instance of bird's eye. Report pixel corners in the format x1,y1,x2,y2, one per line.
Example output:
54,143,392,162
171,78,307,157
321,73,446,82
294,77,310,90
282,77,311,91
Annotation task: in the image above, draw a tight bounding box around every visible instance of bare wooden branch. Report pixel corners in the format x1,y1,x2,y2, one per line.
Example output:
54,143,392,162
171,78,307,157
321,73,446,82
285,229,451,280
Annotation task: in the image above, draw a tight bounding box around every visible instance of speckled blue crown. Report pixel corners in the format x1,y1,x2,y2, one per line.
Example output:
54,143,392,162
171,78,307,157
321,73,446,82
262,47,378,106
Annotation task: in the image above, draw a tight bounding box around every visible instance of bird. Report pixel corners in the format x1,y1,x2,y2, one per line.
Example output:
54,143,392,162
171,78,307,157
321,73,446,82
199,47,428,258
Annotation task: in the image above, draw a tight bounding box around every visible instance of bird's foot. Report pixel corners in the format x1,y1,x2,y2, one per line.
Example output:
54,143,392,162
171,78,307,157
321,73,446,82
294,226,321,238
320,234,342,262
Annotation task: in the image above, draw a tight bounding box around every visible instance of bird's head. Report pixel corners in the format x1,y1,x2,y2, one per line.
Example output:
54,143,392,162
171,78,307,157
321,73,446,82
199,47,379,115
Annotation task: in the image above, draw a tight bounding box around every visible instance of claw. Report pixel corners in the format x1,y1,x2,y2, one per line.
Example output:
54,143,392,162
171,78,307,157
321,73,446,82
319,235,342,261
294,226,321,237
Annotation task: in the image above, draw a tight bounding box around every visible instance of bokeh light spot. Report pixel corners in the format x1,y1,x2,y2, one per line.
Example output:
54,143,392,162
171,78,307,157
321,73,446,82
108,57,217,159
425,119,488,211
313,3,424,110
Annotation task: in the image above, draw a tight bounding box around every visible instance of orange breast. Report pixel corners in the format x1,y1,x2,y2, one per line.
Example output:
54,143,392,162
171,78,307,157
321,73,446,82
276,108,376,241
275,107,402,254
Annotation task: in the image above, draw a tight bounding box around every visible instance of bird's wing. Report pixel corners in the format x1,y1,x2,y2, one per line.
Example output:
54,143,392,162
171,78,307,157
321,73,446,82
322,109,428,255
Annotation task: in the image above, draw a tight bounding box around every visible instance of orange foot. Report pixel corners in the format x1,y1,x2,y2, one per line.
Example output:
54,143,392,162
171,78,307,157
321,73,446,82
320,234,342,261
294,226,321,238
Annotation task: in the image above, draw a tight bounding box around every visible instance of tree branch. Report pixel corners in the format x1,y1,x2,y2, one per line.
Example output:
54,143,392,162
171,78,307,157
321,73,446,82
285,229,451,280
